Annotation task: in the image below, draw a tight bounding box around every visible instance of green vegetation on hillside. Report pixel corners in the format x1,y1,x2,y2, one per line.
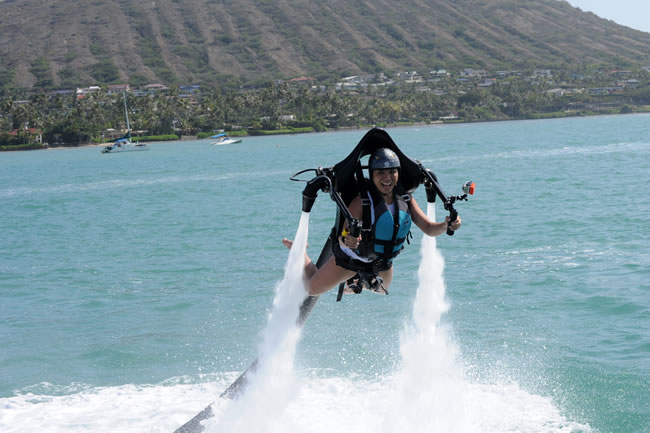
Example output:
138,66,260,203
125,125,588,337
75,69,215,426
2,66,649,150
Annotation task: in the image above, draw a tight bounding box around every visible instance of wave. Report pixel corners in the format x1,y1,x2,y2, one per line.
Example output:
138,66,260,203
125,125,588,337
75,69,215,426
0,373,592,433
0,170,290,199
421,140,650,165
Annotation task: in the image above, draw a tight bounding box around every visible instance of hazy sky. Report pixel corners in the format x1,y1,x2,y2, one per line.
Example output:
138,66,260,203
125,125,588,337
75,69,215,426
566,0,650,33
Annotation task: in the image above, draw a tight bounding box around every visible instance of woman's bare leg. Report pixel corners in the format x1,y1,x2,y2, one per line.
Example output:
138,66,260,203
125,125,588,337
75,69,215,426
282,238,355,295
377,267,393,293
307,256,356,296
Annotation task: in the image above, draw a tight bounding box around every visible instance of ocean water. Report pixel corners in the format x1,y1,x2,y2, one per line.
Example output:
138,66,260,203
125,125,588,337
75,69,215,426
1,114,649,433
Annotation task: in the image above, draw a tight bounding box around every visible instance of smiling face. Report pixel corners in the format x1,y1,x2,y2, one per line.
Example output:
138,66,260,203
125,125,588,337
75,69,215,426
371,168,399,197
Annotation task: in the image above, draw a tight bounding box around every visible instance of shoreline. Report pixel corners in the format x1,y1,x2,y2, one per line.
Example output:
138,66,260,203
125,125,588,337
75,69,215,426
3,110,649,152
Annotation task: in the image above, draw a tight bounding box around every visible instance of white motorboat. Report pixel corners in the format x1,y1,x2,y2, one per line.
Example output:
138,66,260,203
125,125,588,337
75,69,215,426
211,133,242,145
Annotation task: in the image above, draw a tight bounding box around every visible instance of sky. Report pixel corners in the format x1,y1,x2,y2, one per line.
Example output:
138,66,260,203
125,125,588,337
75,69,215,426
565,0,650,33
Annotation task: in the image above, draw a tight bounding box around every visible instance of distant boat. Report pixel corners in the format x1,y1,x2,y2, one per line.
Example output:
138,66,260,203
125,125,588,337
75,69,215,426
102,92,148,154
210,133,242,145
101,131,147,153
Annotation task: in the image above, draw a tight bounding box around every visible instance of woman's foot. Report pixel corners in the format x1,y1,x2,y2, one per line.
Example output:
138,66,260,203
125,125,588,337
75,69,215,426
283,238,317,280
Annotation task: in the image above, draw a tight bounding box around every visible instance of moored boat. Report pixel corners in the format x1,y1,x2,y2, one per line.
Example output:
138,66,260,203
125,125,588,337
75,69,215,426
102,91,148,154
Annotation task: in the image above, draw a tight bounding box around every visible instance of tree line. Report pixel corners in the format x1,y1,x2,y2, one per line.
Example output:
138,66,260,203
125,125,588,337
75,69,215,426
2,72,650,149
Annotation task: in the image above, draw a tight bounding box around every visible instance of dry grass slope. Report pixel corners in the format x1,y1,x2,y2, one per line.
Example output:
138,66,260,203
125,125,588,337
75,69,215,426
0,0,649,89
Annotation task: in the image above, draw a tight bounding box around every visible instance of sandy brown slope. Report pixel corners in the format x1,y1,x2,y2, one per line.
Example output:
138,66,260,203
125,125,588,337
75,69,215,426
0,0,648,88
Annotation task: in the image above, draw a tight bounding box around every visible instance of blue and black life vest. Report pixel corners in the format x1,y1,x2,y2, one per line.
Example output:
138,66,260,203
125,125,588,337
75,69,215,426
332,159,414,274
371,193,412,262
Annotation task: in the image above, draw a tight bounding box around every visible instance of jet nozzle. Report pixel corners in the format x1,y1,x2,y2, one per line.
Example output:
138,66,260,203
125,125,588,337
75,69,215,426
301,175,331,212
302,193,317,213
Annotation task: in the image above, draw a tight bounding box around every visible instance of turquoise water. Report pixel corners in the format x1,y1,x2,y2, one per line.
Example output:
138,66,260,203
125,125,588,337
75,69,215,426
1,115,649,432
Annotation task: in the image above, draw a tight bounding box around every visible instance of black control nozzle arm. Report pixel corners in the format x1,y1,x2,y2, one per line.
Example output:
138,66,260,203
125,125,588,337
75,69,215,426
301,174,331,213
421,167,458,236
298,168,361,236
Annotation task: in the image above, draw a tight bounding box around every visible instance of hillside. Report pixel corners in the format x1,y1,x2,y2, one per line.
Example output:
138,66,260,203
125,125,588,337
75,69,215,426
1,0,649,89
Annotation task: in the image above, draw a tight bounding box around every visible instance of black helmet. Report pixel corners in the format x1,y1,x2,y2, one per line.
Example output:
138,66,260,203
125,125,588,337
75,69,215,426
369,148,400,171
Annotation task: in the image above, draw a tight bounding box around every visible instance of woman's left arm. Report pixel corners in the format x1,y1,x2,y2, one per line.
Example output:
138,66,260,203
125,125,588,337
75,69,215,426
410,196,461,237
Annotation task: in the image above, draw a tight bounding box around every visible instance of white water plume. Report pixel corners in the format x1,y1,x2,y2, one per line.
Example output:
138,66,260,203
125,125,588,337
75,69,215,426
203,212,310,433
385,202,474,432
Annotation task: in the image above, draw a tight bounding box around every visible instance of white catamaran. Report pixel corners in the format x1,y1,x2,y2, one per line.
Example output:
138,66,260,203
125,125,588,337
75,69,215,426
102,91,148,154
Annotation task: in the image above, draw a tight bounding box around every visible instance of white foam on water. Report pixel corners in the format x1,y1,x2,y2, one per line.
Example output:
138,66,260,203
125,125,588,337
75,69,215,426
0,376,593,433
0,379,225,433
0,207,594,433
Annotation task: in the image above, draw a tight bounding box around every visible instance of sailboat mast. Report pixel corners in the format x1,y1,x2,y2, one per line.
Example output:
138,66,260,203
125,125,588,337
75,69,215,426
123,90,131,131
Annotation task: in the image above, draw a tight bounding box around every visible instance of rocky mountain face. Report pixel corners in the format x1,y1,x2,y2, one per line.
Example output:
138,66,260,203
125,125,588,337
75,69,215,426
1,0,649,89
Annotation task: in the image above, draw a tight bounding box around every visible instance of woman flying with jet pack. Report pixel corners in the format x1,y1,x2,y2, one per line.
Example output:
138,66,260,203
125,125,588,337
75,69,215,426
172,129,474,433
286,128,473,300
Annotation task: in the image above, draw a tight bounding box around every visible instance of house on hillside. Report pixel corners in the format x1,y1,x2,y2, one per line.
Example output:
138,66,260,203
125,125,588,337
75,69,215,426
496,70,521,78
107,84,130,94
130,83,169,97
288,76,316,87
588,87,624,95
619,79,640,88
144,83,169,93
8,127,43,144
397,71,422,81
342,76,362,83
430,70,449,77
460,68,488,78
76,86,101,99
179,84,201,94
533,69,553,78
339,82,358,91
342,74,379,84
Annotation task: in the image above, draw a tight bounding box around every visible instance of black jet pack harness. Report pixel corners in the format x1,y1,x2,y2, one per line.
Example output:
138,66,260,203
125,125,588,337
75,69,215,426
290,128,475,301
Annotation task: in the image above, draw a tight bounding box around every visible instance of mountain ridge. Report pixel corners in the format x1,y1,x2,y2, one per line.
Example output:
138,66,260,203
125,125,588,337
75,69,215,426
1,0,649,89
